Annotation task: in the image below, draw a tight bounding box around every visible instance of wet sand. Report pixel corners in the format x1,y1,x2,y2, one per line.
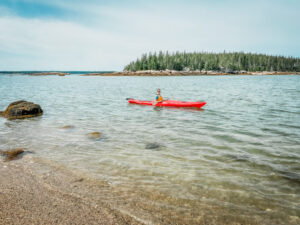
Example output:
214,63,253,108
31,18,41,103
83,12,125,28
1,155,299,225
0,160,142,225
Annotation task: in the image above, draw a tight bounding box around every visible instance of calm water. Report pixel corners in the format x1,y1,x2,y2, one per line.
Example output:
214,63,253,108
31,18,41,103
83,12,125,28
1,74,300,224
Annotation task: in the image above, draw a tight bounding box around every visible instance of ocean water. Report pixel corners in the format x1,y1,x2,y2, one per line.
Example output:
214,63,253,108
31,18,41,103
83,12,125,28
0,74,300,224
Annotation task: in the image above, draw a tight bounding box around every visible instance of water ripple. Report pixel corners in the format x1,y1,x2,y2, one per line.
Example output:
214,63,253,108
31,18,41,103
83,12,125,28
1,74,300,224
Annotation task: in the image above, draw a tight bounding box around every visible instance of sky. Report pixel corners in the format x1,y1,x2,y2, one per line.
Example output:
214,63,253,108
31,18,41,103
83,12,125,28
0,0,299,71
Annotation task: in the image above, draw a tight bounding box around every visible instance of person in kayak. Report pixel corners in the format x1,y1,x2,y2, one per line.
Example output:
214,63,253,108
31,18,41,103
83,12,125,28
153,88,163,105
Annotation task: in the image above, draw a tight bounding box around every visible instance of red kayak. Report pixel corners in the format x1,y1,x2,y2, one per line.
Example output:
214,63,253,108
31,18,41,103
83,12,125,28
128,99,206,108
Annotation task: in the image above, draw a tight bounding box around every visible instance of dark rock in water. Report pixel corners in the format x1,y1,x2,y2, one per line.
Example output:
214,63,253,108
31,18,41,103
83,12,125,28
0,100,43,119
145,142,161,149
86,132,101,139
0,148,24,161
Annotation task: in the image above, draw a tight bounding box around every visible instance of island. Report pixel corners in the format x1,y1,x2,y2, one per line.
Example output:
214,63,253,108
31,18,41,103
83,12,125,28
83,51,300,76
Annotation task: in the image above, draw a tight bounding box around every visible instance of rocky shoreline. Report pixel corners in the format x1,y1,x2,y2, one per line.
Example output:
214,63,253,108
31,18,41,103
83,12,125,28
81,70,300,76
28,72,70,76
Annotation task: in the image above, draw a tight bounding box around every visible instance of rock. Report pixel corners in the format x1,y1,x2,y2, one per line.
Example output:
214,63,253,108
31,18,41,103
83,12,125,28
86,132,101,139
0,148,24,161
74,178,84,182
61,125,75,129
0,100,43,119
145,142,161,150
28,72,69,76
225,68,234,74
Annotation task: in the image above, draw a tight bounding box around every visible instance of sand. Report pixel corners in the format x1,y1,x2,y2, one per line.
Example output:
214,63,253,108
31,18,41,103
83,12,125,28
1,156,297,225
0,160,143,225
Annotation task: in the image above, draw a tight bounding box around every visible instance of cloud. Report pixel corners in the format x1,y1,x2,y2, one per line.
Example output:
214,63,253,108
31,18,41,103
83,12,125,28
0,0,299,70
0,16,141,70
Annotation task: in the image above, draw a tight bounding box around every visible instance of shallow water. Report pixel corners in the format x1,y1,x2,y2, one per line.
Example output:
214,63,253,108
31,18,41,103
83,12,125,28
1,74,300,224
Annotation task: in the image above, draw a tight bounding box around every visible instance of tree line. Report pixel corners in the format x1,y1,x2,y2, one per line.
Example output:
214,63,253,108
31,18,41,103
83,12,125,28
124,51,300,72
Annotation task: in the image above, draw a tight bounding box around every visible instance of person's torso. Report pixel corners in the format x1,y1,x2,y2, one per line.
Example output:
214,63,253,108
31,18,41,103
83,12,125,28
156,95,163,101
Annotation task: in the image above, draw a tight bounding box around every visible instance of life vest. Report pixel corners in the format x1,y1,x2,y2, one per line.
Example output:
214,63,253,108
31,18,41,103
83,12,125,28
156,95,163,101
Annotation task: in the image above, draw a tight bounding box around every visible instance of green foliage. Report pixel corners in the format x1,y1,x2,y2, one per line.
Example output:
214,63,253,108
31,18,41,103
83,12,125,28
124,51,300,72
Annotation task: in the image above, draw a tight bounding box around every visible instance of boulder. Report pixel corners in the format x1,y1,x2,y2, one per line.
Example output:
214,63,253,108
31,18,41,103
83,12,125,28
0,100,43,119
0,148,24,161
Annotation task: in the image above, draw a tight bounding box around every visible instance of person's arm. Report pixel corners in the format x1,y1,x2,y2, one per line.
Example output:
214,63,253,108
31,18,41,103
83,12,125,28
153,96,159,105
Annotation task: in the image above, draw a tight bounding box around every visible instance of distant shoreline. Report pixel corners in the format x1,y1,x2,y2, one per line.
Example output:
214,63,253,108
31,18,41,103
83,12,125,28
1,71,299,76
82,70,300,76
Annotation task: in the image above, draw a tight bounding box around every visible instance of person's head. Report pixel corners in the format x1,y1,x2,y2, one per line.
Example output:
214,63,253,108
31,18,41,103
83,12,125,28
157,88,161,95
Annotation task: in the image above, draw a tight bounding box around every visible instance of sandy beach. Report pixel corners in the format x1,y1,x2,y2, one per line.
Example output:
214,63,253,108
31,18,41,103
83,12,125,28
1,156,293,225
0,158,142,225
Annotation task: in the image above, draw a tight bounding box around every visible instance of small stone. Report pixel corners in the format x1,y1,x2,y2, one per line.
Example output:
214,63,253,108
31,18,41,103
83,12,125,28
61,125,75,129
86,132,101,139
74,178,84,182
145,142,161,149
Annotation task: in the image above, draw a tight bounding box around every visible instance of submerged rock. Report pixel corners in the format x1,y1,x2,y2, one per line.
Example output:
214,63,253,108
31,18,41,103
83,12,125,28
86,132,101,139
0,100,43,119
145,142,161,150
61,125,75,129
0,148,24,161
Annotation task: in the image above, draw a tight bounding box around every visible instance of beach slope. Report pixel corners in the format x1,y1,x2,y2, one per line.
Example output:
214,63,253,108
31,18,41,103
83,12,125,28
0,162,142,225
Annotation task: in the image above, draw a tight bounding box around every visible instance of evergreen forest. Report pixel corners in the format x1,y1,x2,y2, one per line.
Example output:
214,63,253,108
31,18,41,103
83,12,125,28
124,52,300,72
